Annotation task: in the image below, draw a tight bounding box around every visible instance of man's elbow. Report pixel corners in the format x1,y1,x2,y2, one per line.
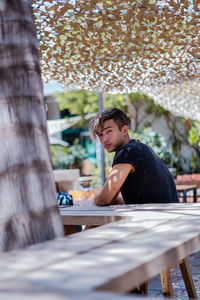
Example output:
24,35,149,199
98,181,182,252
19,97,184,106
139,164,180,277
94,197,100,206
95,200,105,206
94,195,110,206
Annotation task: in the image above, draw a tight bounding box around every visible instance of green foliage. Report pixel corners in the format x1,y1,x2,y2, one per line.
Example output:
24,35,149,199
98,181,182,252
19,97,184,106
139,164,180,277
190,153,200,173
89,151,115,188
54,90,98,114
126,92,149,103
123,92,164,130
188,121,200,148
50,145,69,170
188,121,200,172
89,167,101,188
67,138,87,166
54,89,98,127
103,94,127,110
104,151,115,168
50,139,87,170
145,98,169,117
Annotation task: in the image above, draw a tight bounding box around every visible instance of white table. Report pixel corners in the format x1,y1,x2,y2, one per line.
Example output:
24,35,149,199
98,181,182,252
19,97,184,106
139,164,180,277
59,202,200,225
59,203,200,297
0,204,199,298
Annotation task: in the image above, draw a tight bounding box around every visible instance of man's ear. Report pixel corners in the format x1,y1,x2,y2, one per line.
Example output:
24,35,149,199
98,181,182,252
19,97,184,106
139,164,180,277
122,125,129,136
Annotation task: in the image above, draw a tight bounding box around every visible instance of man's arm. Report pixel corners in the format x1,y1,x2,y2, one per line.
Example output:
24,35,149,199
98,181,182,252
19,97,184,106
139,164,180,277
94,163,135,206
110,192,125,205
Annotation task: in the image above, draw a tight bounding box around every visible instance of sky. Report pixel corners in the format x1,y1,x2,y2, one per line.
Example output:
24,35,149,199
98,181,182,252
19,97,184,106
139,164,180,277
43,82,68,96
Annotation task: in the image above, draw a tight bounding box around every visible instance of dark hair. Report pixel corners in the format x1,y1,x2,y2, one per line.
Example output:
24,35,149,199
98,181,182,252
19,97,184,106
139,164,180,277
89,108,131,141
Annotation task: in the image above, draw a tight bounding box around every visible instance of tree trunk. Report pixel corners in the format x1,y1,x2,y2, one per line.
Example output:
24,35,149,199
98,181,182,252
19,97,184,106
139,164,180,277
0,0,64,252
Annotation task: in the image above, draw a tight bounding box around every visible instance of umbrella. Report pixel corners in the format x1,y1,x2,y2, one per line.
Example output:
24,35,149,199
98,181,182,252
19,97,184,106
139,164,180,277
47,113,95,136
49,136,69,147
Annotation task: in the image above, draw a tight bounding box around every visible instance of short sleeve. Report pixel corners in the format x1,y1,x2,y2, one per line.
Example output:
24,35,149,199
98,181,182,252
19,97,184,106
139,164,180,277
112,141,148,170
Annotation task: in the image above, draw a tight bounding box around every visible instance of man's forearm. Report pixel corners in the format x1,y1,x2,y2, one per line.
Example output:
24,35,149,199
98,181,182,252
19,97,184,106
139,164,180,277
93,163,133,206
94,192,124,206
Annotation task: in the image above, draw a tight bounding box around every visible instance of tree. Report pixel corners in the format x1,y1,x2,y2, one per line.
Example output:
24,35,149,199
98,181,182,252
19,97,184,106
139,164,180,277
188,121,200,172
55,90,98,114
188,122,200,155
55,89,98,127
0,0,64,252
123,93,147,131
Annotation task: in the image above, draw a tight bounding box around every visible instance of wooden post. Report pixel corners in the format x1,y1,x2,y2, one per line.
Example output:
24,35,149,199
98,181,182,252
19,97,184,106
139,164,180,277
140,282,148,295
160,269,174,298
179,258,197,299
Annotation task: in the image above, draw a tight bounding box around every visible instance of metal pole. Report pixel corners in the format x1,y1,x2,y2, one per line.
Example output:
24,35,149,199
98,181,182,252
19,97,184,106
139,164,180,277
97,92,106,186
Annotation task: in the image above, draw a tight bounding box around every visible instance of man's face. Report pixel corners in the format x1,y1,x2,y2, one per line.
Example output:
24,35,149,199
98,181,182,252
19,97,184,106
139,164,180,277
97,119,128,152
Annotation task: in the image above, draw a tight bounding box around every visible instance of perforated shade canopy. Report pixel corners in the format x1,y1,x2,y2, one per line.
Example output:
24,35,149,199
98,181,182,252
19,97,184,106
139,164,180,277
33,0,200,120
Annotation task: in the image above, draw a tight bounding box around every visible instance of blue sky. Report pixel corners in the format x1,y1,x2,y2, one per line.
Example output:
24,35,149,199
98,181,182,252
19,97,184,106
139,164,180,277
43,82,68,96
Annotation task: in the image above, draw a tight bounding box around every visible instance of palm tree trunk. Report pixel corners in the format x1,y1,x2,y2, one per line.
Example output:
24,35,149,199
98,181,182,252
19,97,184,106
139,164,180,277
0,0,64,252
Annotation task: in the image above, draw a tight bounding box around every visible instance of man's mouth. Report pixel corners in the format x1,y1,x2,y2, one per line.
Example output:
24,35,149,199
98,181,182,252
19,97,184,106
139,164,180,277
104,144,111,149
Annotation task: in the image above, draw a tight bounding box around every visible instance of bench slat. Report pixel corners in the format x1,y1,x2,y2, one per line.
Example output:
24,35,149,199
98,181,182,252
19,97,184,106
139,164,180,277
0,211,180,280
0,212,199,294
0,205,199,295
13,215,200,293
0,281,148,300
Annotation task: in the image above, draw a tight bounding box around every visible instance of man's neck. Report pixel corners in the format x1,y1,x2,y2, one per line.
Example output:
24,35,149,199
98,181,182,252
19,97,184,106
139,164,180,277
124,135,130,146
115,135,130,153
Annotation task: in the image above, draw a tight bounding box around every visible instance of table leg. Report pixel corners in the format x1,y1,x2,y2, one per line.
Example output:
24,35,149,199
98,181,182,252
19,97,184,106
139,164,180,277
63,225,82,235
129,282,148,295
179,258,197,299
140,281,148,295
160,269,174,297
193,188,197,203
183,191,187,203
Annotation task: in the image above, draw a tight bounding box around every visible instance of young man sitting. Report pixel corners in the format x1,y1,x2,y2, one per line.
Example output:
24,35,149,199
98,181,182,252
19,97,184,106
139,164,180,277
89,108,179,206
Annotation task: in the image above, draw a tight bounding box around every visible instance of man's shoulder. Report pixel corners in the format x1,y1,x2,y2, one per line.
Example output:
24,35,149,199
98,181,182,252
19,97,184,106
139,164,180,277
117,139,144,153
113,139,151,166
113,140,138,166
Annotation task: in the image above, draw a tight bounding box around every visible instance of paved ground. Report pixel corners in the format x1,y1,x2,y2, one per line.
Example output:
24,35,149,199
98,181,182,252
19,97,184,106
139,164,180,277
148,249,200,298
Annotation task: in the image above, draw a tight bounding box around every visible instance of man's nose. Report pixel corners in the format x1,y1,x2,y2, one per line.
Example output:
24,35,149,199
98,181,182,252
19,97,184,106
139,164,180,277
102,134,108,144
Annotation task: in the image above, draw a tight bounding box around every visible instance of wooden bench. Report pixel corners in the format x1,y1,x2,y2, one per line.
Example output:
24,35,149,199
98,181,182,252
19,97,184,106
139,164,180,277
176,173,200,189
176,184,197,202
59,203,200,298
68,188,100,205
54,169,81,192
0,204,199,298
0,280,151,299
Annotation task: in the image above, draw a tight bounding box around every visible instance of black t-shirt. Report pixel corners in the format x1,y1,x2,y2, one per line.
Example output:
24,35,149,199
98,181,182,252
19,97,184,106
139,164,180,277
112,139,179,204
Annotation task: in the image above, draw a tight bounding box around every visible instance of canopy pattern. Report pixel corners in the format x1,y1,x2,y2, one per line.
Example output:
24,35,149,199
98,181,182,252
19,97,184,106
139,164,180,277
33,0,200,120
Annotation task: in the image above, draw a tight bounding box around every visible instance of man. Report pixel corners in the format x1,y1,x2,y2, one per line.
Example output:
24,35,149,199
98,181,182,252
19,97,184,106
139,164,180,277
89,108,179,206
